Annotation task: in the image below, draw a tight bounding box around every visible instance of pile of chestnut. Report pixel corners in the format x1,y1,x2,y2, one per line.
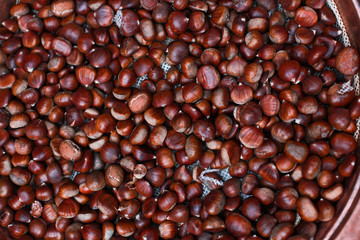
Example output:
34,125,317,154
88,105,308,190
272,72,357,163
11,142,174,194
0,0,359,239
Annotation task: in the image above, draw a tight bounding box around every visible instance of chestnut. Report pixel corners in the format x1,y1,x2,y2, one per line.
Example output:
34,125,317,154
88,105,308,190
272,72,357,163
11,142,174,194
335,47,360,75
159,220,178,239
58,199,80,219
259,94,280,116
197,65,221,90
241,197,262,220
203,190,226,215
295,6,318,27
278,60,301,83
226,213,251,237
158,191,177,212
231,84,254,105
330,132,356,155
297,197,318,222
239,126,264,149
317,198,335,222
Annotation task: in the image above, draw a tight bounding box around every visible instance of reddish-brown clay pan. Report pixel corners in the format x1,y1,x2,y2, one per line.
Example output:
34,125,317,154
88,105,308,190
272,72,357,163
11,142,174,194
0,0,360,239
315,2,360,239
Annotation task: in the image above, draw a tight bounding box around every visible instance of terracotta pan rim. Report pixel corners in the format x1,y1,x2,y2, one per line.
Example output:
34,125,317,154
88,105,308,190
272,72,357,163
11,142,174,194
315,0,360,239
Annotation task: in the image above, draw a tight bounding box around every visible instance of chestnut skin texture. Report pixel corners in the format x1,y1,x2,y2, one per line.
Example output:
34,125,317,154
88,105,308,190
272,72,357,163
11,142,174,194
0,1,358,240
